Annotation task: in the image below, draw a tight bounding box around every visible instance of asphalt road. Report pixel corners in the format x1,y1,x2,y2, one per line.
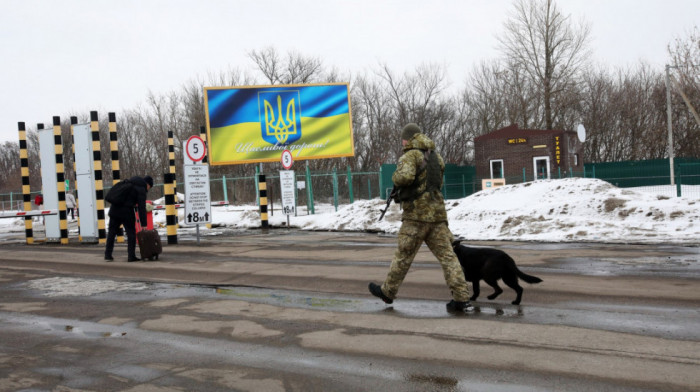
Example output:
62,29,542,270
0,229,698,391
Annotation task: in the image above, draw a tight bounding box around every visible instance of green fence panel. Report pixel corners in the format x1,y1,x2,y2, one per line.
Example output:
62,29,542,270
379,163,477,200
584,158,700,188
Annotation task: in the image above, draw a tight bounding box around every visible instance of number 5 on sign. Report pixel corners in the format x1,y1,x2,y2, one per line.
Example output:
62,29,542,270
184,136,207,165
281,149,293,169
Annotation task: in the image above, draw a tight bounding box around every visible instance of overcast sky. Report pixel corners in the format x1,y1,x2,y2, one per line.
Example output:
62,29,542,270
0,0,697,144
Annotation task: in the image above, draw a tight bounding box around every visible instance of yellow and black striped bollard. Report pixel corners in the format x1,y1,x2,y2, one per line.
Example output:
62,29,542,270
164,172,178,244
168,130,177,197
108,112,125,243
18,122,34,244
52,116,69,244
90,111,106,243
258,174,269,229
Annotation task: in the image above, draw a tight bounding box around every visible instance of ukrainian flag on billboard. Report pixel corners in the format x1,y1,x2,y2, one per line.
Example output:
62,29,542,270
204,83,354,165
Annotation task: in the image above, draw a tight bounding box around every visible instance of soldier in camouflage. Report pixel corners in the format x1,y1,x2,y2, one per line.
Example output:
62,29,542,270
369,123,473,313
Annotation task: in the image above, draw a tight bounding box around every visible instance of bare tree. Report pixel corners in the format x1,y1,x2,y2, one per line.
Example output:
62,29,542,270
580,63,668,163
376,63,459,160
249,47,325,85
667,26,700,158
352,74,398,169
0,142,21,194
498,0,591,130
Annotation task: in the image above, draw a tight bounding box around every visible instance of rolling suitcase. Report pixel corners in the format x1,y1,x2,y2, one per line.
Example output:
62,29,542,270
135,213,161,261
136,229,162,260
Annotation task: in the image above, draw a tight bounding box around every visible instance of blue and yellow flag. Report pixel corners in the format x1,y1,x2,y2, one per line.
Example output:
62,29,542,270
204,83,354,165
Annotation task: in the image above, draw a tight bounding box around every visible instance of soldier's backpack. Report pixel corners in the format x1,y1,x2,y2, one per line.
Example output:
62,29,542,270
396,149,441,202
105,180,133,206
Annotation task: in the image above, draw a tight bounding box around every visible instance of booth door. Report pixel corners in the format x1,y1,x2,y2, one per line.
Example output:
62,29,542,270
490,159,504,179
533,157,550,180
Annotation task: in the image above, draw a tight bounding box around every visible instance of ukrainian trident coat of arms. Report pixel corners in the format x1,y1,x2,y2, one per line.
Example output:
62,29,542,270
260,90,302,145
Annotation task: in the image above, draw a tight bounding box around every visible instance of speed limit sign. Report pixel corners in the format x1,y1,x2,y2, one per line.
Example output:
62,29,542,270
281,149,293,169
184,136,206,165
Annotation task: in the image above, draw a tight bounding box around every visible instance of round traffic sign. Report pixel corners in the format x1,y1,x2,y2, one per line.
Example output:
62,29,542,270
185,136,207,162
281,149,293,169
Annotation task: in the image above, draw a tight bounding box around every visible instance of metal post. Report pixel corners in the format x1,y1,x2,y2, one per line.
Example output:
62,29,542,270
442,174,447,198
347,165,354,204
222,175,228,203
255,165,260,205
332,167,338,212
306,161,314,214
665,65,676,186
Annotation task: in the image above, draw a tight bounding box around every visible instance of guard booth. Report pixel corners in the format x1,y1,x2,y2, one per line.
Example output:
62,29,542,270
474,124,584,184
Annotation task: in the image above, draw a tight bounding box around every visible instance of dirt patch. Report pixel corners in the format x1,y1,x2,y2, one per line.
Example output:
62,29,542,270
604,198,627,213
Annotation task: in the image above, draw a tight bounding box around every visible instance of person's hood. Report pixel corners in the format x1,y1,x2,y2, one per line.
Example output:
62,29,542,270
129,176,148,189
403,133,435,151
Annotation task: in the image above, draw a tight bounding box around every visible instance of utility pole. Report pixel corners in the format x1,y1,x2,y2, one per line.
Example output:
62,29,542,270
665,65,675,186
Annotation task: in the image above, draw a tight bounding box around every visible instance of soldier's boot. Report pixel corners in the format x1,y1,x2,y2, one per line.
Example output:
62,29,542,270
368,282,393,304
446,299,474,313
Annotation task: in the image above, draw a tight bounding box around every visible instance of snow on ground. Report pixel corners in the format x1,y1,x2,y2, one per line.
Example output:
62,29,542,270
446,178,699,244
3,178,699,245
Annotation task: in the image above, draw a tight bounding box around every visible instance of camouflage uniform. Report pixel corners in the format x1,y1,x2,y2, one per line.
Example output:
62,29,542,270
380,132,471,302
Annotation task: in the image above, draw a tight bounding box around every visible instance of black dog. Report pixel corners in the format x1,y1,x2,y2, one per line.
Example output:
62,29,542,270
452,240,542,305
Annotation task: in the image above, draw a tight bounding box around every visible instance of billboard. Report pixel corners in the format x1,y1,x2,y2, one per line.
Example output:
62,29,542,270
204,83,354,165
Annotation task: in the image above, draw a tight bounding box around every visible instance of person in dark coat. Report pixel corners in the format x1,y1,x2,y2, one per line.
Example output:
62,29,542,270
104,176,153,262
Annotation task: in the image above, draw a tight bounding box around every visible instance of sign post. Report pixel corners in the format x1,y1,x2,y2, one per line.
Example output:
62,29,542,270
280,170,296,222
183,136,210,244
280,149,295,227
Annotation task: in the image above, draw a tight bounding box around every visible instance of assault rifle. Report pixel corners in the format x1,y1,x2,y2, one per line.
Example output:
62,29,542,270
378,186,397,221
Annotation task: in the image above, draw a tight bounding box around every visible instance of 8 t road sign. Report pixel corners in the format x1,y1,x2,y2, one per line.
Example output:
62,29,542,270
183,164,211,225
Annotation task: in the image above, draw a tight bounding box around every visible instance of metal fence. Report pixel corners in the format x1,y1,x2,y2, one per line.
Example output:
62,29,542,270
378,158,700,200
0,167,382,216
3,158,699,213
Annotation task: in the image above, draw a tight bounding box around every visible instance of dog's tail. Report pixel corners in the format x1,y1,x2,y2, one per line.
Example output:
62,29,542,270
508,256,542,284
516,268,542,284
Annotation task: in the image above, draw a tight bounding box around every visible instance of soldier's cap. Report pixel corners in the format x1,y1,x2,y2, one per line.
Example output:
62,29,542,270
401,123,421,141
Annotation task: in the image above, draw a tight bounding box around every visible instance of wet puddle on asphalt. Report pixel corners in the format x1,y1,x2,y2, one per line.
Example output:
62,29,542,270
20,277,700,341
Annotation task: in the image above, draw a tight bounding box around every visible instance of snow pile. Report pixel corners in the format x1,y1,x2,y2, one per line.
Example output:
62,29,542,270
446,178,700,243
